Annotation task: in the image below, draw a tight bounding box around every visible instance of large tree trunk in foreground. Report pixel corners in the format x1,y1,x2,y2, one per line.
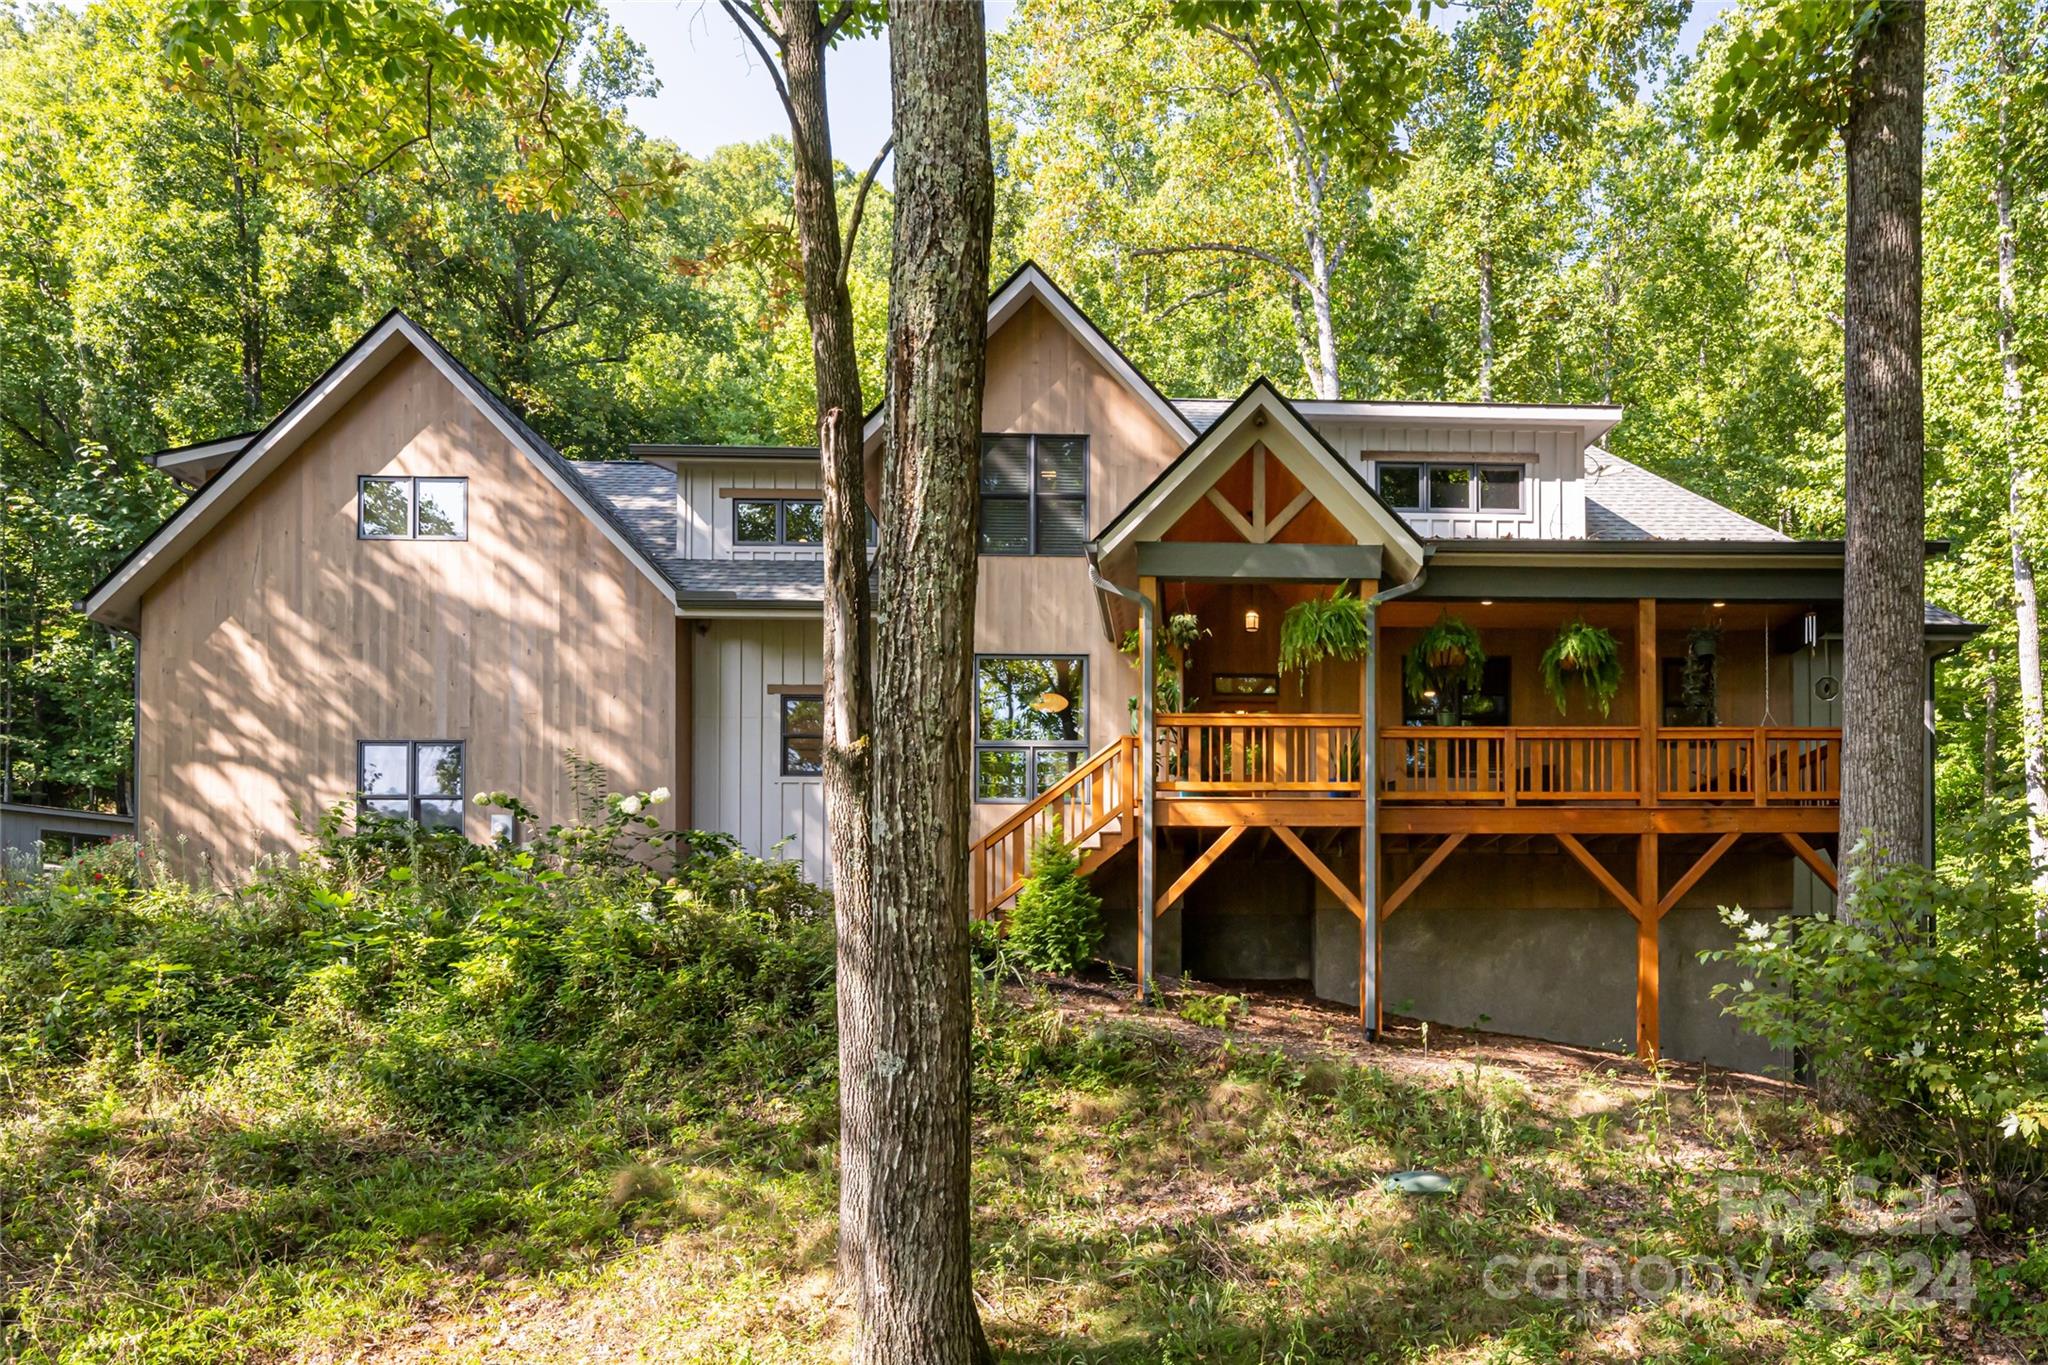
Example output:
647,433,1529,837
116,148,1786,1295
768,0,877,948
1838,0,1925,887
839,3,994,1362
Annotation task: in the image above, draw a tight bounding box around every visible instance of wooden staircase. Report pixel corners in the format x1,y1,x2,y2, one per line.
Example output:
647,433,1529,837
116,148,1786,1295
970,734,1138,920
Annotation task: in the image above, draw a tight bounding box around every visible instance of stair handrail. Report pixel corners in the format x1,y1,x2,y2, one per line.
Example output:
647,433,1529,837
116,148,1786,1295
970,733,1135,919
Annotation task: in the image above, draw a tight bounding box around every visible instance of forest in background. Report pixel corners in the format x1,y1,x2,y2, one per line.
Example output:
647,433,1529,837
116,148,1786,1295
0,0,2040,862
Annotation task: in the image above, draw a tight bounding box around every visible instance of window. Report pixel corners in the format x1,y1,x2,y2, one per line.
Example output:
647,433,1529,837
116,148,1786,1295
358,741,464,829
1376,463,1422,510
1402,655,1512,725
979,434,1087,556
734,498,826,547
1373,461,1524,514
38,831,110,866
975,656,1086,801
781,693,824,776
358,477,468,540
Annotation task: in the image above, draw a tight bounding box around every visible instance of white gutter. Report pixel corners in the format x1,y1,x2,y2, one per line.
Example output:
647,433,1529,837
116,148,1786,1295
1088,554,1158,1000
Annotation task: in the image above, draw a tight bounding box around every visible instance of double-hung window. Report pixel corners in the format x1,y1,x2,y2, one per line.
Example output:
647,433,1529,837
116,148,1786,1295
358,741,464,829
780,693,824,776
1374,461,1524,513
979,435,1087,555
359,477,468,539
735,498,824,546
974,656,1086,801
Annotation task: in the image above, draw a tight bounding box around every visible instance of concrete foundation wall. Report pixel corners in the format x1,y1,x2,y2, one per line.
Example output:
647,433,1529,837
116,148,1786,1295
1088,830,1806,1075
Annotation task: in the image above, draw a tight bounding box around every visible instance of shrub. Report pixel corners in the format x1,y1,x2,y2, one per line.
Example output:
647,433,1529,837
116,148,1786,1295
1708,828,2048,1198
1005,822,1102,974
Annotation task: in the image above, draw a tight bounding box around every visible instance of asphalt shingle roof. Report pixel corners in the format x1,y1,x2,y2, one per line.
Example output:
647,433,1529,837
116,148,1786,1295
571,460,825,605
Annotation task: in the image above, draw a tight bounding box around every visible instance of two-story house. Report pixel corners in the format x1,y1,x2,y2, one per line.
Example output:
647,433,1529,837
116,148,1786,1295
85,265,1979,1071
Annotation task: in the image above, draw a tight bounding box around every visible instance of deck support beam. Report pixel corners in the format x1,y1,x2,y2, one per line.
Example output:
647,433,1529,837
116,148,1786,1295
1658,831,1739,917
1155,825,1246,916
1553,833,1642,918
1780,831,1839,891
1380,832,1465,918
1273,825,1363,918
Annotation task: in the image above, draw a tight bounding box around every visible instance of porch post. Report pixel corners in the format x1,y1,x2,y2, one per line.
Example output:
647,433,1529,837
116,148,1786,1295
1637,598,1659,806
1636,831,1660,1059
1361,594,1381,1034
1137,574,1161,999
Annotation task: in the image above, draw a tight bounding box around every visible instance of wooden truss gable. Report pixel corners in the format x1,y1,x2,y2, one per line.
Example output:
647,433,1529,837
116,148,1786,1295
1161,445,1357,547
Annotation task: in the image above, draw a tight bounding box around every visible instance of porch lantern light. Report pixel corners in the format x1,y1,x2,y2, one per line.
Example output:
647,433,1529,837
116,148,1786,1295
1244,608,1261,633
1712,600,1727,608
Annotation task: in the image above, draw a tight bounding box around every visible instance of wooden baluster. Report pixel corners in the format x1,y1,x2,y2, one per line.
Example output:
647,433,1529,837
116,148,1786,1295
1753,726,1768,806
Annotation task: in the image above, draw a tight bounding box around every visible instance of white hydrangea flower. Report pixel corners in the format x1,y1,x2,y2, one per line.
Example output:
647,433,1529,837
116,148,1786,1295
649,787,671,805
619,795,643,816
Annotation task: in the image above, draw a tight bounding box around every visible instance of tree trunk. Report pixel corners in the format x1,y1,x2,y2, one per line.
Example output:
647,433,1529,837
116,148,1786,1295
1986,646,2001,804
1838,0,1925,887
771,0,877,959
1477,245,1495,401
1994,18,2048,890
842,2,993,1362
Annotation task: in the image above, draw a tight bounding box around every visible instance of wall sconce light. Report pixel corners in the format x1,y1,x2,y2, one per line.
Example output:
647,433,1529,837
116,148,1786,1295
1712,600,1727,608
1244,608,1261,633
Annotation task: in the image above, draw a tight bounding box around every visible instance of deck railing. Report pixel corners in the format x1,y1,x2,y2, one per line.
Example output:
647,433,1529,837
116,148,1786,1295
1375,725,1841,806
971,734,1136,919
1155,713,1364,794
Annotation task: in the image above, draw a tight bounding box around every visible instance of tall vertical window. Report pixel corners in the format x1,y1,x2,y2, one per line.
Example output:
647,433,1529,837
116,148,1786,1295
358,741,464,829
780,693,824,776
975,656,1086,800
979,435,1087,555
358,477,468,540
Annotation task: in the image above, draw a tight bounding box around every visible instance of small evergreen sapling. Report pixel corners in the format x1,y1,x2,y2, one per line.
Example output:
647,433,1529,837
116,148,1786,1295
1006,819,1103,974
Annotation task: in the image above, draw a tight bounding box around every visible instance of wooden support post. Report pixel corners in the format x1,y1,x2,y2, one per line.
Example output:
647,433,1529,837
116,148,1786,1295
1780,831,1839,891
1155,825,1246,915
1137,575,1162,998
1638,597,1659,806
1637,832,1660,1060
1381,832,1466,918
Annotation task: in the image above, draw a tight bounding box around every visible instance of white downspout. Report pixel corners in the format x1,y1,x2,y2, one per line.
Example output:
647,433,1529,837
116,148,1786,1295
1088,551,1157,998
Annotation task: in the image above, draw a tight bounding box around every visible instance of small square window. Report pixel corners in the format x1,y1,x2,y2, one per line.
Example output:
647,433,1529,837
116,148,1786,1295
1478,465,1523,511
1376,463,1422,510
735,500,779,544
359,478,413,538
415,479,468,538
1428,464,1473,511
357,740,464,829
782,500,824,544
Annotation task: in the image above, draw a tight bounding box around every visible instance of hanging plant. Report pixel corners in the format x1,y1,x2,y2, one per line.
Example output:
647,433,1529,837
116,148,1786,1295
1403,613,1486,703
1277,584,1371,687
1539,618,1624,716
1120,612,1209,727
1680,625,1722,724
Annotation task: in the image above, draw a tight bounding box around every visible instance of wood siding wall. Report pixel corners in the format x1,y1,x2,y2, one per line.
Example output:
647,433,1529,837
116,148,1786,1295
674,458,825,562
971,297,1190,838
136,348,678,872
1313,421,1589,539
688,618,828,881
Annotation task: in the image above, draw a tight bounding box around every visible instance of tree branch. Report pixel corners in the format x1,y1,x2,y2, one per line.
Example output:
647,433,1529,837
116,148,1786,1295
1129,242,1313,292
839,136,894,290
721,0,793,118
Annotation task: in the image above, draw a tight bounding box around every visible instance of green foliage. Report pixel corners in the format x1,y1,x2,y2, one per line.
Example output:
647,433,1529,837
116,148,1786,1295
1276,583,1371,686
1176,988,1247,1030
1537,617,1623,716
0,794,835,1122
1707,0,1884,166
1005,820,1103,975
1403,612,1486,703
1707,818,2048,1193
1121,610,1208,720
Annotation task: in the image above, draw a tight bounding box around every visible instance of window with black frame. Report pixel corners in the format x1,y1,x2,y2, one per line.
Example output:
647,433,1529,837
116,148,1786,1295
974,656,1086,800
1373,461,1524,514
979,434,1087,555
734,497,825,546
780,693,824,776
358,741,464,829
1402,656,1512,725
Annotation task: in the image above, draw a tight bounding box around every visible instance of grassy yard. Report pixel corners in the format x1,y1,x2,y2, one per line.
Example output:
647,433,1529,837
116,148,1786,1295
7,967,2044,1363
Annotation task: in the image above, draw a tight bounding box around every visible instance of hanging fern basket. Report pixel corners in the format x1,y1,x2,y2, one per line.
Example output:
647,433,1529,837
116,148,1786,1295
1539,618,1623,717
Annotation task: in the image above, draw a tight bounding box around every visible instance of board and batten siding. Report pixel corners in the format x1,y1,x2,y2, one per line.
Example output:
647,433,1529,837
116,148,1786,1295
689,618,828,882
673,459,825,562
971,296,1192,840
1313,421,1589,540
135,347,679,874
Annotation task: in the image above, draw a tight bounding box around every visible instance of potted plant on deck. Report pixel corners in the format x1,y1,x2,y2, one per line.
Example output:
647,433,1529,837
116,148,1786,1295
1539,618,1624,717
1403,613,1486,719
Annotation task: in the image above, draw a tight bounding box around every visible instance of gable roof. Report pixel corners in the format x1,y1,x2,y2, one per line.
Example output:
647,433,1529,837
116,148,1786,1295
1096,378,1427,581
861,262,1199,450
83,312,678,631
1582,448,1787,543
570,459,824,610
